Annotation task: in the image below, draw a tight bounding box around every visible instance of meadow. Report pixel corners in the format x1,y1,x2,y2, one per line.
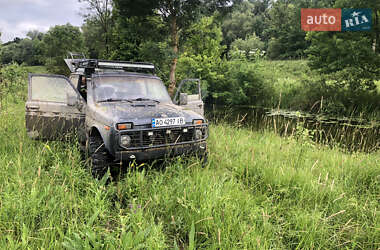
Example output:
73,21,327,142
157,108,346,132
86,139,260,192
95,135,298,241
0,63,379,249
0,98,379,249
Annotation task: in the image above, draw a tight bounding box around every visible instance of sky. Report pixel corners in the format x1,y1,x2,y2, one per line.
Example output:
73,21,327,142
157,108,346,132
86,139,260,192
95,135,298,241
0,0,87,42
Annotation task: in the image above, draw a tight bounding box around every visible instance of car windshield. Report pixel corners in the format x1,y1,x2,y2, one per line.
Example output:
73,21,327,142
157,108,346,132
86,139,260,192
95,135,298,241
93,76,172,103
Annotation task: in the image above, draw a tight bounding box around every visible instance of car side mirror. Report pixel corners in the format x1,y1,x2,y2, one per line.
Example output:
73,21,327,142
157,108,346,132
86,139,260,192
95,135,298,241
179,93,188,105
67,94,78,106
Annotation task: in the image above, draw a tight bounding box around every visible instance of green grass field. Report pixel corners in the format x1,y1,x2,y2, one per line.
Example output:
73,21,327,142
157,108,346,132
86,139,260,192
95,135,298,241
22,65,49,74
0,97,379,249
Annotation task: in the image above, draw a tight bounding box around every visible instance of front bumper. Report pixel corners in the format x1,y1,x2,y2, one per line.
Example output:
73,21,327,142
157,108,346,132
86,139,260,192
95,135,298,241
114,141,207,161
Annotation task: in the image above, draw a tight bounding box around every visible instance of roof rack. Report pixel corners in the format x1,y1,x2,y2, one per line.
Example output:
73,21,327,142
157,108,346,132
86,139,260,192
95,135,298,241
64,53,155,75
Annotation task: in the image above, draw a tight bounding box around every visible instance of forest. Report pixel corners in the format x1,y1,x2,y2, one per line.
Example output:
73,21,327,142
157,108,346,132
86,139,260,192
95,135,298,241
0,0,379,116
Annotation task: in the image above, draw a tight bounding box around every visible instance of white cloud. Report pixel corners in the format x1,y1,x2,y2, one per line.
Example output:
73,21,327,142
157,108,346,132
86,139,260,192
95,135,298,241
10,0,50,6
0,0,86,42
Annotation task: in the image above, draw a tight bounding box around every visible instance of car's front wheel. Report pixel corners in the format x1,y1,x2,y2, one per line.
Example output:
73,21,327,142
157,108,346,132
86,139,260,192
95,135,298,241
87,135,113,179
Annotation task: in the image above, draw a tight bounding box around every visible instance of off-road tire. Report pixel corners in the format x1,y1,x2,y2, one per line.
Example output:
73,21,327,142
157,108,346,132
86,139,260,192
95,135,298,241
199,152,208,168
88,135,113,179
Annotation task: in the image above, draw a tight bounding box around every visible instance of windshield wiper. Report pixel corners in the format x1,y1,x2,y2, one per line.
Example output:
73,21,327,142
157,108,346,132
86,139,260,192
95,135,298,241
132,98,160,103
98,98,133,103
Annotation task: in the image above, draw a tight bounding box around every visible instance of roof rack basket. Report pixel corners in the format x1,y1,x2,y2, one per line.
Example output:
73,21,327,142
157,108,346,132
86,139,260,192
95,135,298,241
64,52,155,75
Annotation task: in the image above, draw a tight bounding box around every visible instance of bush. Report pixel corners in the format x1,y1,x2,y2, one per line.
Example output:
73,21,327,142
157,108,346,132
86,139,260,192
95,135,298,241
300,74,380,116
229,34,265,61
0,63,27,108
212,59,273,106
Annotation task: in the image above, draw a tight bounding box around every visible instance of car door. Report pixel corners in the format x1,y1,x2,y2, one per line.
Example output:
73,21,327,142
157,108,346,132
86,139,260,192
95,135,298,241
174,79,204,116
25,74,85,140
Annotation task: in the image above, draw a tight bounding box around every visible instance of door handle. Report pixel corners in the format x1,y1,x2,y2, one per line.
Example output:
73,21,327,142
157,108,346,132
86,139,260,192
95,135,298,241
27,105,40,110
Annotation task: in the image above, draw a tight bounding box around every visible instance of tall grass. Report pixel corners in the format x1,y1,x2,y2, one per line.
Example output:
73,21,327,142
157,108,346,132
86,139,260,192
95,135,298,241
0,99,379,249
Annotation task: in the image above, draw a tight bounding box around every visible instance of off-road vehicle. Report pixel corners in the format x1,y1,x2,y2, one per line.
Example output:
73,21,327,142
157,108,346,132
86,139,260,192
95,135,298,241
25,54,208,177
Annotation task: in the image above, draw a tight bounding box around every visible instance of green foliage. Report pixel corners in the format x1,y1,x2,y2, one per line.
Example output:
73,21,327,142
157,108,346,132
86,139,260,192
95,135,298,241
306,1,380,73
222,0,270,47
334,0,380,52
304,3,380,114
181,16,225,58
23,65,48,74
258,60,380,116
266,2,308,59
258,60,313,109
0,63,27,108
0,42,19,64
301,75,380,116
109,15,169,60
26,30,44,41
222,1,268,46
306,32,379,77
114,0,235,29
108,14,172,82
217,59,272,106
82,17,108,59
230,34,265,60
177,16,226,96
114,0,235,93
177,16,271,106
0,38,43,66
42,24,85,75
80,0,113,58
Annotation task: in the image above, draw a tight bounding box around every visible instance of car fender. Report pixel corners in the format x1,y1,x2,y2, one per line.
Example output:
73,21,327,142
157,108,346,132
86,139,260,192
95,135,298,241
87,124,113,155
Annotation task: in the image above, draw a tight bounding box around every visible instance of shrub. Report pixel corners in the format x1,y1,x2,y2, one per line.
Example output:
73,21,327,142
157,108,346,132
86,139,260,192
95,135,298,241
0,63,27,108
230,34,265,61
212,59,273,106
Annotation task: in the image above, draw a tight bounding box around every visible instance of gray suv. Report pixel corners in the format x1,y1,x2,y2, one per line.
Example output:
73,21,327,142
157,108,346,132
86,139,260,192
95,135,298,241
25,57,208,177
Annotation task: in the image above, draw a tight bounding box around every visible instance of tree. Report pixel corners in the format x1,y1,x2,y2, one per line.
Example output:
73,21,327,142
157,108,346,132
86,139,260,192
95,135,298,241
79,0,113,58
334,0,380,53
266,1,308,59
82,16,106,59
113,0,235,96
306,0,380,73
0,37,43,65
27,30,44,41
109,13,169,61
42,24,84,74
302,0,380,115
265,0,336,59
230,34,265,60
222,0,270,49
177,16,226,100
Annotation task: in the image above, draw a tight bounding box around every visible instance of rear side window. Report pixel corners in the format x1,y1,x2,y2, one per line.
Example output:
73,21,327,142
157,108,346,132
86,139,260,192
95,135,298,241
31,76,77,103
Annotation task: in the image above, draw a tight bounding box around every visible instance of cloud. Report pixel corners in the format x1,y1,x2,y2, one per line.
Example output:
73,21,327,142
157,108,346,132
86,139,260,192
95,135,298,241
0,0,86,42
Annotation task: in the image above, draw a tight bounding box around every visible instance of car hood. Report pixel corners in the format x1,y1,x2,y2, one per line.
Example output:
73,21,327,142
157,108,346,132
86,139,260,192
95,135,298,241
93,102,204,126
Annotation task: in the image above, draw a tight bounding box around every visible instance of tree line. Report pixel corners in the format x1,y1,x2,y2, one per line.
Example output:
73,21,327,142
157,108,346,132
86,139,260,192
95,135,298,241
0,0,379,115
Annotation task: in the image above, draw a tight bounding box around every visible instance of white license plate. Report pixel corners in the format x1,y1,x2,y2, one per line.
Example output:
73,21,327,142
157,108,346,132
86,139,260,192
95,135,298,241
152,117,185,128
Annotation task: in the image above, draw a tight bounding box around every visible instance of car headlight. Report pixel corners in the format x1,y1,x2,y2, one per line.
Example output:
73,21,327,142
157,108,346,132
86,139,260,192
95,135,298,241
117,123,133,130
195,129,203,140
120,135,131,147
193,119,204,125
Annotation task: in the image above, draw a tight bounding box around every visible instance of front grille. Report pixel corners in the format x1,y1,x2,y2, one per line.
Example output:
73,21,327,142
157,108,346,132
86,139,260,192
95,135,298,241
120,126,207,149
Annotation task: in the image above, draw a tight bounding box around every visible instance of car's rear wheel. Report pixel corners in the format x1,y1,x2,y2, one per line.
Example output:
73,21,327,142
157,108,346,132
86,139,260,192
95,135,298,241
87,135,113,179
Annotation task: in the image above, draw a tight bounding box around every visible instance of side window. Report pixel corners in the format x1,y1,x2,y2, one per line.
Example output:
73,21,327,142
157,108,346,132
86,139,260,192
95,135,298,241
31,75,77,103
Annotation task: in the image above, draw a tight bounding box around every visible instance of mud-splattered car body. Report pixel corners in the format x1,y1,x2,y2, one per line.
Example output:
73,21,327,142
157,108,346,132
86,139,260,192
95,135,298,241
26,58,208,176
